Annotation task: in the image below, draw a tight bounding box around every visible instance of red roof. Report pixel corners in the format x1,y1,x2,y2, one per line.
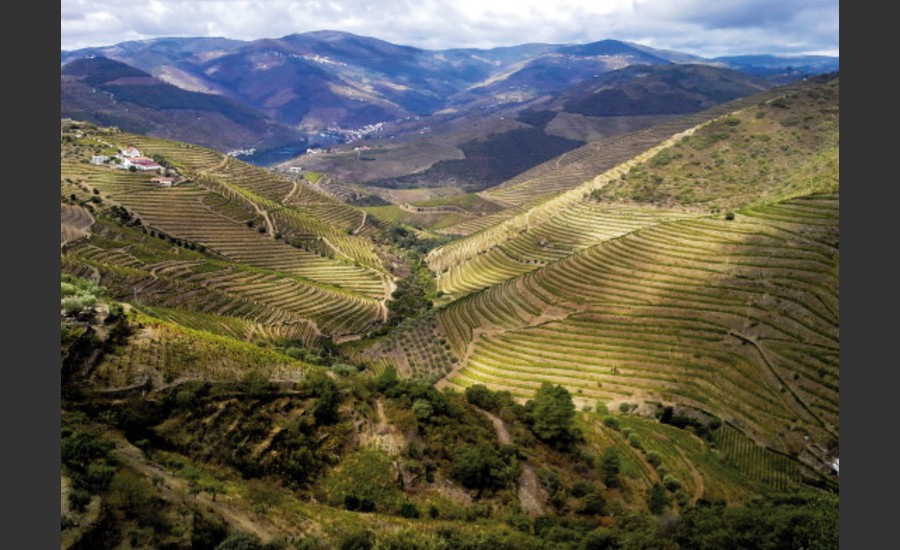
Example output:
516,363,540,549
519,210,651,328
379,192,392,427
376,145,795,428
131,157,160,167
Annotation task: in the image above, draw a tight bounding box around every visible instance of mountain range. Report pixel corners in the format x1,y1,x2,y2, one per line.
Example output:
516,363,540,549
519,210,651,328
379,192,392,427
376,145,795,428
61,31,837,164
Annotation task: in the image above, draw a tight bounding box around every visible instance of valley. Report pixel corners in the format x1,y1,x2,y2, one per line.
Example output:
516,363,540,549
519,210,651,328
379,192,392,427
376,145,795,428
60,34,839,549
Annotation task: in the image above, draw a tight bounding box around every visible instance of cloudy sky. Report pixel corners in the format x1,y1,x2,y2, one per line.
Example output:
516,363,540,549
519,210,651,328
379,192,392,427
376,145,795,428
61,0,839,58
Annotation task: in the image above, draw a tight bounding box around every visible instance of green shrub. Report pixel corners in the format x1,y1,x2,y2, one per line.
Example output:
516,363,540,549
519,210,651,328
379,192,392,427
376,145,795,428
397,502,421,519
662,474,682,492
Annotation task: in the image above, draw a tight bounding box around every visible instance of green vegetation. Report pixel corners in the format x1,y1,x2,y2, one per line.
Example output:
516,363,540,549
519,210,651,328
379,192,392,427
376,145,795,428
591,78,839,210
524,382,577,446
60,75,839,548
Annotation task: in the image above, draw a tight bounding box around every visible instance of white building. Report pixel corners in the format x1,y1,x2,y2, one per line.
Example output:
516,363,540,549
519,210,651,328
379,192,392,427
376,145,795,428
122,157,162,171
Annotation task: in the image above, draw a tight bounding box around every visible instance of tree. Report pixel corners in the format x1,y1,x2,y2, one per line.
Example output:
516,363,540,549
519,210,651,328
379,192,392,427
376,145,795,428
648,483,669,514
525,382,575,444
306,372,340,425
599,448,621,488
465,384,497,410
451,444,519,493
662,474,682,492
412,399,434,422
397,502,421,518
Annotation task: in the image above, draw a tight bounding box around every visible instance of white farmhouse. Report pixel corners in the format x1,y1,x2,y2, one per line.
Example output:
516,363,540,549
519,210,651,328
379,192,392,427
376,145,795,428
120,146,142,158
122,157,162,171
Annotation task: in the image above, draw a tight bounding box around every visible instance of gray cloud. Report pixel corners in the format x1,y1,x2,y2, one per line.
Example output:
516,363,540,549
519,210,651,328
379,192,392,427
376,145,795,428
61,0,838,57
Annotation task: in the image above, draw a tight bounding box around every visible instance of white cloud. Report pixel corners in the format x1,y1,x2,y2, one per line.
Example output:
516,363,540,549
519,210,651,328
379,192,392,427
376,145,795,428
61,0,839,57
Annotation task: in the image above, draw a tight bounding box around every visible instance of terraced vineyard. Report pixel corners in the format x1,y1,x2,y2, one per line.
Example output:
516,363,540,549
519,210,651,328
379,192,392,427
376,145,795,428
62,223,380,344
110,133,386,275
711,423,819,491
435,207,524,236
60,127,392,345
91,312,309,389
579,412,821,504
427,126,703,298
378,194,839,473
429,76,839,302
435,203,697,296
360,316,459,380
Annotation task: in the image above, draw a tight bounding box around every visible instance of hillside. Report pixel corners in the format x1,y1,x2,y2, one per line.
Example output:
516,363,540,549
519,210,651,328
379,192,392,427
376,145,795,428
358,76,838,479
288,64,776,190
59,72,839,549
61,121,395,345
62,279,837,548
61,57,307,153
425,76,838,297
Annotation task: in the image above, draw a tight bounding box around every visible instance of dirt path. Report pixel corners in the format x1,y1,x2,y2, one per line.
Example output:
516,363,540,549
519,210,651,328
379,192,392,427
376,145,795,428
478,409,512,444
283,181,300,204
476,409,544,516
674,444,706,502
352,211,368,235
516,465,544,517
379,276,397,322
729,330,836,438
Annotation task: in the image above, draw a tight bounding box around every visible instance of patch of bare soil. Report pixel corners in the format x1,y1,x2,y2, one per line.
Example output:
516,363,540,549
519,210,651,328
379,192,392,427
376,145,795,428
356,399,406,456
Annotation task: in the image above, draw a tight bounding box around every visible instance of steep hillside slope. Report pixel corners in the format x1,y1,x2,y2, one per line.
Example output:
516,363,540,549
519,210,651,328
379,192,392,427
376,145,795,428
61,122,394,343
61,57,306,153
360,76,838,476
292,64,775,189
428,76,838,297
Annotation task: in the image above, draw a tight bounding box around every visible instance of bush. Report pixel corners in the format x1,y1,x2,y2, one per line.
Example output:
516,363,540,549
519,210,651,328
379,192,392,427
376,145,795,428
68,488,92,512
628,433,643,450
397,502,421,519
61,514,77,530
662,474,682,492
599,448,621,488
724,212,735,221
647,484,669,515
338,528,374,550
325,449,400,512
451,444,519,492
412,399,434,422
343,495,360,511
602,416,620,431
579,492,605,516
